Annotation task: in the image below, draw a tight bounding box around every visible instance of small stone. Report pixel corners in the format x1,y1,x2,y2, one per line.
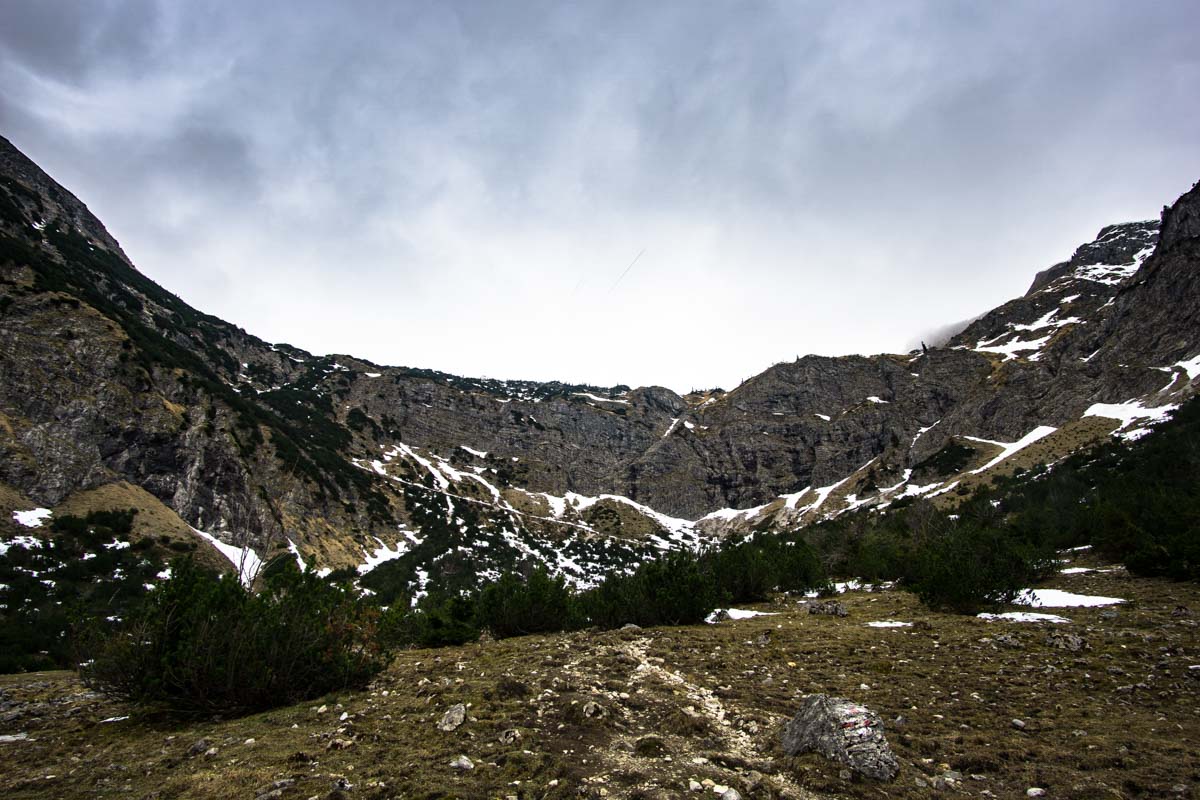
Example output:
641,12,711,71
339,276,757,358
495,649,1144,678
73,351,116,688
326,738,354,751
582,700,606,719
449,755,474,770
1026,789,1046,797
621,623,642,631
186,738,211,758
203,747,219,758
688,779,703,792
316,705,328,714
719,790,742,800
438,703,467,732
243,738,256,746
499,728,522,745
1011,719,1026,730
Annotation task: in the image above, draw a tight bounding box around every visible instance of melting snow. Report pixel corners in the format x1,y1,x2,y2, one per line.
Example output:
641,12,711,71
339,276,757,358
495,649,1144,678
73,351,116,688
964,426,1057,474
865,620,912,628
706,608,778,623
0,535,43,556
11,509,52,528
1015,589,1124,608
357,536,415,574
190,527,262,587
573,392,629,405
1074,261,1139,286
1010,309,1082,333
866,396,889,404
459,445,488,458
1173,354,1200,381
975,334,1051,360
978,611,1072,624
814,413,831,421
911,421,939,446
1084,400,1177,440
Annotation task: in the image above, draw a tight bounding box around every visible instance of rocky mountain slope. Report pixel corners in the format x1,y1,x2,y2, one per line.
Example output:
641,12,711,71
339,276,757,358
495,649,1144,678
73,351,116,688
1,134,1198,595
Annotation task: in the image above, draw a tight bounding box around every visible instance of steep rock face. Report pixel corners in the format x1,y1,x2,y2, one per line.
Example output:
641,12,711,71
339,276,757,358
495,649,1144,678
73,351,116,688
1,133,1198,588
1104,181,1200,368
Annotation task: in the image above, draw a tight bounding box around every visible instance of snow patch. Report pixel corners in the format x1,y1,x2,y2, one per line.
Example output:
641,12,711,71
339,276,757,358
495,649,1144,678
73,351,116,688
978,611,1072,624
190,527,262,587
964,426,1057,474
11,509,52,528
975,335,1051,360
574,392,629,405
706,608,778,623
357,535,415,575
1015,589,1124,608
1084,400,1177,440
865,620,912,628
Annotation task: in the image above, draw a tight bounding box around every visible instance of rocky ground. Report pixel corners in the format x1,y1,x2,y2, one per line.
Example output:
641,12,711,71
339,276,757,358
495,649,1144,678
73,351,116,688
1,553,1198,800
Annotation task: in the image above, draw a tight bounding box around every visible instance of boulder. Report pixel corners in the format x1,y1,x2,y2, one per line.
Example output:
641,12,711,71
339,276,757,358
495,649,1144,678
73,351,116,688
808,601,849,617
781,694,898,781
1045,632,1087,651
438,703,467,731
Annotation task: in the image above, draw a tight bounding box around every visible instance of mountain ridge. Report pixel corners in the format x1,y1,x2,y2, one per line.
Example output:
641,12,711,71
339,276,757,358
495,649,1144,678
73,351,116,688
2,133,1198,594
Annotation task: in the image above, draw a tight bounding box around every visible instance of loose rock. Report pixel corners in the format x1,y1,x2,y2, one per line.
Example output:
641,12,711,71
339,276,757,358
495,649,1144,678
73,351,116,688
808,601,849,617
1045,632,1087,651
438,703,467,732
781,694,899,781
449,754,474,770
186,738,211,758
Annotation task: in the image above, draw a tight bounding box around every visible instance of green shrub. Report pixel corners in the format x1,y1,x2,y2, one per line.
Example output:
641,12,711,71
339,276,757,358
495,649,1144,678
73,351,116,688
576,550,720,628
475,569,571,639
76,558,385,715
380,592,479,649
905,521,1044,613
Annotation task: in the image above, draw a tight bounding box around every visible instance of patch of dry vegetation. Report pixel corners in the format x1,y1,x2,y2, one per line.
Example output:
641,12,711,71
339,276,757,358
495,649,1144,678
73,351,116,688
1,554,1197,799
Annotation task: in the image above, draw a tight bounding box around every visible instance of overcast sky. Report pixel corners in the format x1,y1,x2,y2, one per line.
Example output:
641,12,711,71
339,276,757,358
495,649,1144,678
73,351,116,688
2,1,1199,392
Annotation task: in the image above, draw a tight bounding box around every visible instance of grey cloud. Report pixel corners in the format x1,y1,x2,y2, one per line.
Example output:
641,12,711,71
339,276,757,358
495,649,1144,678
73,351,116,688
2,1,1199,390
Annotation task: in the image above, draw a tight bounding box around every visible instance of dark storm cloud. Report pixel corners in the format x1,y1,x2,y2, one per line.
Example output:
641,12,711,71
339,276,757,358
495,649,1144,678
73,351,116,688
2,1,1199,390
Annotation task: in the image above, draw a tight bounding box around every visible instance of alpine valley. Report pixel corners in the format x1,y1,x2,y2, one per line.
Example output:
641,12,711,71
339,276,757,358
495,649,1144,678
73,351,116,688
1,135,1199,596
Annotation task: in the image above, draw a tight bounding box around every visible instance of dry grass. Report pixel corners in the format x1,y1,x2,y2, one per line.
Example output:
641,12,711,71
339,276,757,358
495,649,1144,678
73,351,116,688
1,554,1198,799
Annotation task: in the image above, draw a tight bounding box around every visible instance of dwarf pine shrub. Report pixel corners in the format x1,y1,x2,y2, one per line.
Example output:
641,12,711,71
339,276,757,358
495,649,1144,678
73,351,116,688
76,558,386,715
